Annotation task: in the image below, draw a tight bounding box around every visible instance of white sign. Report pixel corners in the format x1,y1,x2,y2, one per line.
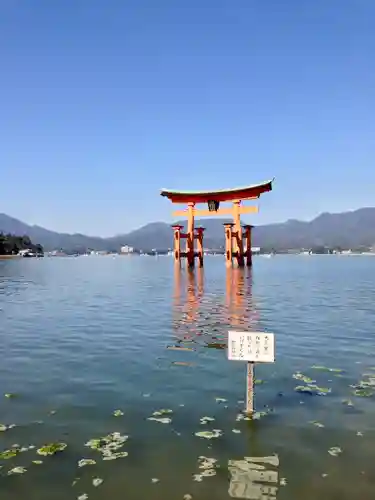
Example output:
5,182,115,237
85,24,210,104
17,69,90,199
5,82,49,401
227,331,275,363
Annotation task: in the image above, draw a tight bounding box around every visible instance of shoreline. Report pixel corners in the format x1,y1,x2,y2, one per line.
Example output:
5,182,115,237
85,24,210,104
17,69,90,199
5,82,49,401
0,255,21,259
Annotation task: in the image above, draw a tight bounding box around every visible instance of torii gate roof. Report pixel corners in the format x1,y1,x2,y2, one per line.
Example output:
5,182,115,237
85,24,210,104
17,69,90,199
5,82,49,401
160,179,273,204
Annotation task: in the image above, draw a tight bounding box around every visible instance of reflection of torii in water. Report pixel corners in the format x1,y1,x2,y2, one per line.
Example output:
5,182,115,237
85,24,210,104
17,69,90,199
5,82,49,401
170,266,259,350
171,266,204,348
226,267,259,330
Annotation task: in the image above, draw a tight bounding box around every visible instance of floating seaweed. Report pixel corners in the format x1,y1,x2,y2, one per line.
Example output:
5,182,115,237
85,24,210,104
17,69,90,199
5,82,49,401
294,384,331,396
113,409,124,417
353,388,373,397
85,432,128,461
309,420,325,428
7,466,27,475
193,456,218,481
293,372,315,384
351,374,375,397
253,409,272,420
311,366,343,373
78,459,96,468
195,430,222,439
328,446,342,457
254,379,265,385
0,446,22,460
37,442,67,456
199,416,215,425
215,397,227,403
148,417,172,424
236,413,251,422
152,409,173,416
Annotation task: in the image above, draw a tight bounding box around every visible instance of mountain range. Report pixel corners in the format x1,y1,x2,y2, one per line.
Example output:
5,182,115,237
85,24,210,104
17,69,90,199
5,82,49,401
1,208,375,252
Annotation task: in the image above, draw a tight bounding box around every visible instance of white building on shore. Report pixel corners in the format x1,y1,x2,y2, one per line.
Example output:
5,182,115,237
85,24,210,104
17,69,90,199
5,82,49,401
120,245,134,254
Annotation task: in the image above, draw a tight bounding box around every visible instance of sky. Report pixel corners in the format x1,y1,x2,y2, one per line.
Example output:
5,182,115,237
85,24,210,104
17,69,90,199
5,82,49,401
1,0,374,236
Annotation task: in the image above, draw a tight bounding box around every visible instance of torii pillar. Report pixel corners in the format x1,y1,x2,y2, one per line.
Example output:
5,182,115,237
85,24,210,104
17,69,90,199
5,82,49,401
224,223,234,267
243,224,254,267
232,200,244,267
171,224,184,265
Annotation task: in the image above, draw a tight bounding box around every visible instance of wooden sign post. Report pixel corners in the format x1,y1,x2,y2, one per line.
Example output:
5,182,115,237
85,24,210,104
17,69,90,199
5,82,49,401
228,331,275,416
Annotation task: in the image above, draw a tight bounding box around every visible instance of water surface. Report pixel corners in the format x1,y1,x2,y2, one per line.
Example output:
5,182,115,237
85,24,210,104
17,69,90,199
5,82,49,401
1,255,375,499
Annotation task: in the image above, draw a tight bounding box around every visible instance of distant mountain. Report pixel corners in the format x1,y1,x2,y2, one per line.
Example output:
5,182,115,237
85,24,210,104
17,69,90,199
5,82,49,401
1,207,375,252
0,214,109,253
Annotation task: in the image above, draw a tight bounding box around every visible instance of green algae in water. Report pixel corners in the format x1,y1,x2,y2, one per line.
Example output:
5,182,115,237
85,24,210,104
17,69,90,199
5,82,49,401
85,432,128,460
294,384,331,395
193,456,218,481
113,409,124,417
328,446,342,457
200,416,215,424
7,466,27,475
195,429,223,439
353,388,373,397
309,420,325,428
148,417,172,424
350,374,375,397
311,366,344,373
254,379,265,385
103,451,128,461
236,413,251,422
78,458,96,468
152,408,173,416
37,442,67,456
0,448,19,460
293,372,316,384
0,444,32,460
253,410,272,420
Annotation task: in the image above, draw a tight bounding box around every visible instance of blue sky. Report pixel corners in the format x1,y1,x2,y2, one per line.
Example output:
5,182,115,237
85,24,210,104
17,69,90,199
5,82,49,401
1,0,374,236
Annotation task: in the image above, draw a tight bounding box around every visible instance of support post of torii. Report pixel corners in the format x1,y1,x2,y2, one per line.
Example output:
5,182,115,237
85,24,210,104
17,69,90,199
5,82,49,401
243,224,253,267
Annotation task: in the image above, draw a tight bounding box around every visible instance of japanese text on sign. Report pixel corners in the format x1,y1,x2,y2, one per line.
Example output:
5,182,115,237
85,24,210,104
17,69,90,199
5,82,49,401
227,331,275,363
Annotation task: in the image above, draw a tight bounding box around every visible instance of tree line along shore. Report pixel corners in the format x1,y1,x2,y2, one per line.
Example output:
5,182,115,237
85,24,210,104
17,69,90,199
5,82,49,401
0,233,44,257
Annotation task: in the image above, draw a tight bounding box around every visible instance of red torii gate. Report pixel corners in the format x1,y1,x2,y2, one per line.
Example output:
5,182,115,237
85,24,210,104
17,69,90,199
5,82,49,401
160,179,273,268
